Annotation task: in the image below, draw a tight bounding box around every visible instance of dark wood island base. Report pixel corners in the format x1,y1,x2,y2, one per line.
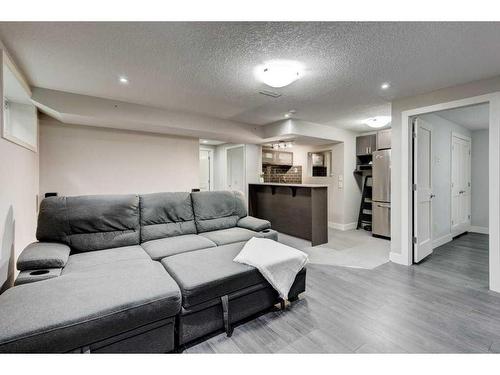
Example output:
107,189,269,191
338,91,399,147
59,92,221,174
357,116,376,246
248,183,328,246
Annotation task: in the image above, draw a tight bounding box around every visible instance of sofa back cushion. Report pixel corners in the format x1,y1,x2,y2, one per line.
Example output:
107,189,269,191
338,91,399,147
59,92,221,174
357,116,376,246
36,194,140,253
191,191,247,233
140,192,197,242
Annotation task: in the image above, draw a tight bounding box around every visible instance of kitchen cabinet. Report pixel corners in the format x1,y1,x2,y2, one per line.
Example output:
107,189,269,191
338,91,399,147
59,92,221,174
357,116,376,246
356,134,377,155
262,150,275,164
262,149,293,166
275,151,293,165
377,129,391,150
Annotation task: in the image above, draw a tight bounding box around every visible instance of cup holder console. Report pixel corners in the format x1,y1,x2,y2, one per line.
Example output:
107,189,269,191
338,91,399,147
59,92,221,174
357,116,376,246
30,269,50,276
15,268,63,286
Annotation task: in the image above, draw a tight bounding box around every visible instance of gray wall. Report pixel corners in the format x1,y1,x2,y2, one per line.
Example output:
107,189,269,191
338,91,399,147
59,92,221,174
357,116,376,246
419,113,471,242
302,143,345,226
471,130,489,229
39,116,200,196
0,47,39,290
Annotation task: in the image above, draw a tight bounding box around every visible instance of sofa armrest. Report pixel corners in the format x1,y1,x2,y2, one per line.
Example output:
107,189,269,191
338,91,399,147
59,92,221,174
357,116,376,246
237,216,271,232
17,242,71,271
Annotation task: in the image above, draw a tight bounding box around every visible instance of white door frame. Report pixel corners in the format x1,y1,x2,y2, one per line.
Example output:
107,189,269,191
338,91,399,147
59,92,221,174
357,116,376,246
199,146,214,191
225,144,246,192
413,118,434,263
450,132,472,237
392,92,500,292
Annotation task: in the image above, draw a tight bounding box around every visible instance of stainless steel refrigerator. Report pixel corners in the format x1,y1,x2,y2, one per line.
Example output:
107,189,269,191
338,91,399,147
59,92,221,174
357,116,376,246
372,149,391,238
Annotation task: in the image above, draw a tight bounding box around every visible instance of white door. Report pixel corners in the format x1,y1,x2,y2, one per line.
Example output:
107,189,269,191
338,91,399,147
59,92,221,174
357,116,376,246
451,134,472,236
199,149,212,191
413,118,434,263
227,146,245,192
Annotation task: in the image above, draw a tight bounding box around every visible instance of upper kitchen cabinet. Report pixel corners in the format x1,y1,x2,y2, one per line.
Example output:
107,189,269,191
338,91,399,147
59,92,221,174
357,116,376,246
356,134,377,155
262,149,293,166
276,151,293,165
262,149,275,164
376,129,391,150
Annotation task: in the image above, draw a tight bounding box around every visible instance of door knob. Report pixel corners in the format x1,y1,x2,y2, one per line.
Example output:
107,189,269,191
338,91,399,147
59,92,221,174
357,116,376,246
430,194,435,199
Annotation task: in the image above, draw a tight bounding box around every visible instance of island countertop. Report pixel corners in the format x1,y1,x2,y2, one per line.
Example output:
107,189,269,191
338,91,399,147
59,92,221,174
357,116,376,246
248,183,328,246
249,182,329,188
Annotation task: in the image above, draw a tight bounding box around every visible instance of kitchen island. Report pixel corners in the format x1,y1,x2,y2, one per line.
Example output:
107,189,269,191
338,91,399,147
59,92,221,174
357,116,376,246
248,183,328,246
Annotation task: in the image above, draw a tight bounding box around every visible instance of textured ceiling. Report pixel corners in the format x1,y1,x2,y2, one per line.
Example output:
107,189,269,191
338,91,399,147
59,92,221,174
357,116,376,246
1,22,500,131
435,103,489,131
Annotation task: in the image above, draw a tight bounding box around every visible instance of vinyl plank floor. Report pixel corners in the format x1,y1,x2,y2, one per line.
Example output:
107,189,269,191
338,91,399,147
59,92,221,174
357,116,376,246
185,232,498,353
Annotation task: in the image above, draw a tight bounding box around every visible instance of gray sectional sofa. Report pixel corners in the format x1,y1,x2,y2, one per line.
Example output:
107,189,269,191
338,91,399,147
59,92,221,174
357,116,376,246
0,191,306,353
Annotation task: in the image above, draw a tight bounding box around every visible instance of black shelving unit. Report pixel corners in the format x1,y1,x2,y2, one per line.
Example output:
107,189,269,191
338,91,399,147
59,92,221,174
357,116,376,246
357,175,373,231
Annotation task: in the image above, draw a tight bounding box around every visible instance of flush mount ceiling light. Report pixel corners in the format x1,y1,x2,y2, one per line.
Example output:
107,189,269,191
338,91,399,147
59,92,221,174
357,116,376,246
365,116,391,128
119,76,129,84
255,60,304,88
380,82,391,90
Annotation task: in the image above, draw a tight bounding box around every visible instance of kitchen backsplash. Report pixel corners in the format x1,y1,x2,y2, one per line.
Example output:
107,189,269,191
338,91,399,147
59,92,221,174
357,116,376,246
262,165,302,184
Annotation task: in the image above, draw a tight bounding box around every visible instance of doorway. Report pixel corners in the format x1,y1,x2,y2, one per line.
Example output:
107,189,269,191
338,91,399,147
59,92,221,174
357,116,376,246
451,133,472,237
199,147,214,191
226,145,245,192
410,103,490,275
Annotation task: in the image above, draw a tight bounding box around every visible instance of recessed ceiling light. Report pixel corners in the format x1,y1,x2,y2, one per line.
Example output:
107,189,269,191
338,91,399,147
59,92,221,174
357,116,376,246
365,116,391,128
255,60,304,88
119,76,129,84
284,113,290,118
201,140,208,144
381,82,390,90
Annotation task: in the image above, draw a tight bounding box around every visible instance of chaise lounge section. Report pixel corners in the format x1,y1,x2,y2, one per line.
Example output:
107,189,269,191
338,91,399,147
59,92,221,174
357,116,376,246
0,190,305,353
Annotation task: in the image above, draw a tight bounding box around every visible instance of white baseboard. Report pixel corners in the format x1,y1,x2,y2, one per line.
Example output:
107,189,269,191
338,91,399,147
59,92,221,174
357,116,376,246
389,251,411,266
432,234,453,249
470,226,489,234
328,221,357,231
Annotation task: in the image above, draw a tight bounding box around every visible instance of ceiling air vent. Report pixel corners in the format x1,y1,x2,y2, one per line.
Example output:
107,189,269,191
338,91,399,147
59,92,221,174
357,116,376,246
259,90,282,98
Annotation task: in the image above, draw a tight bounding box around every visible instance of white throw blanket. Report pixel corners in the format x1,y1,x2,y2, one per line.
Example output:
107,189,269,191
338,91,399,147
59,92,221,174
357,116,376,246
233,237,308,300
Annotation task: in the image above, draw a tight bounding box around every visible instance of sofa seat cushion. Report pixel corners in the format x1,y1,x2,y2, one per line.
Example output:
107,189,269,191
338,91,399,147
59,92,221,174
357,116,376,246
199,227,262,246
161,242,267,308
0,260,181,353
141,235,216,261
62,245,150,274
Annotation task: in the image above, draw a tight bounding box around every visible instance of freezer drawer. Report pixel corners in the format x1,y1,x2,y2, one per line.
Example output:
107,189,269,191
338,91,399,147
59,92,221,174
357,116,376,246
372,202,391,238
